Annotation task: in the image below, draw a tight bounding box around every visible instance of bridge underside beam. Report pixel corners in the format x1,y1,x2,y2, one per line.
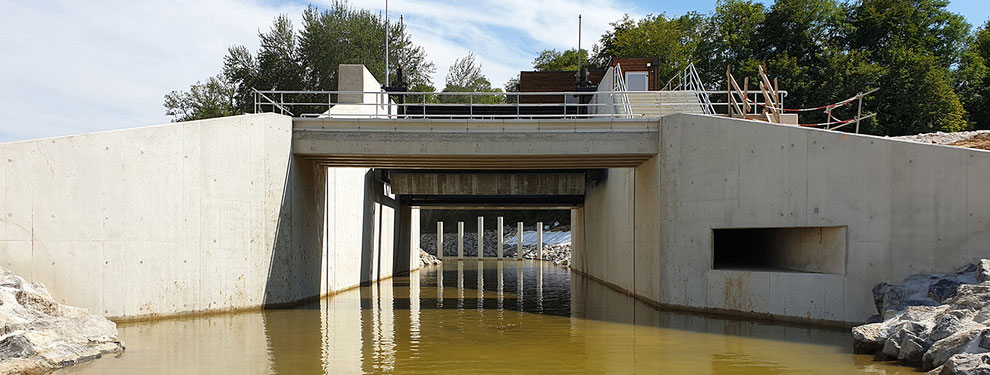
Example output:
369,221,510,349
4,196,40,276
399,194,584,207
308,154,650,169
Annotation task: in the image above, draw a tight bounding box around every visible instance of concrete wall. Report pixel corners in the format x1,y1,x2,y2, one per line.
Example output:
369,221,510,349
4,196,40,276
577,168,636,293
0,114,406,319
578,113,990,325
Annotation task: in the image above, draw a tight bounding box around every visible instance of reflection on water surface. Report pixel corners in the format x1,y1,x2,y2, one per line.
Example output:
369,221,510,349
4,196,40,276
61,260,916,374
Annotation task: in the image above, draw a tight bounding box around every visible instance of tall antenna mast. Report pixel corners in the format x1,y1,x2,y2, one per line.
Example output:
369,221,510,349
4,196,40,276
385,0,389,87
577,14,582,73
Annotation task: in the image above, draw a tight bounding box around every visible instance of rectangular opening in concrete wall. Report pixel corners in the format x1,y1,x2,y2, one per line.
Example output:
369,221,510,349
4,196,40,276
712,227,846,274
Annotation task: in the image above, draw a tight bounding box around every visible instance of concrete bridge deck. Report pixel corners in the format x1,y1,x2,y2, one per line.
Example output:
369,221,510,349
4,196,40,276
292,118,658,169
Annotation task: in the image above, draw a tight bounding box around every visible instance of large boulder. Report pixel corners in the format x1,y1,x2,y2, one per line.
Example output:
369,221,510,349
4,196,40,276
873,263,982,318
0,267,123,374
855,260,990,373
924,327,987,370
939,353,990,375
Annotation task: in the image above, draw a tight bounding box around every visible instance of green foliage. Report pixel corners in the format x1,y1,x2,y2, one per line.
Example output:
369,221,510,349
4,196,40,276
595,13,707,81
587,0,980,135
958,22,990,129
532,49,594,71
165,1,435,121
440,53,504,104
163,75,237,122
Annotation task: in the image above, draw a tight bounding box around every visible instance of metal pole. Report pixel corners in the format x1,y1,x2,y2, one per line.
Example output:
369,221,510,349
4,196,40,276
856,93,863,134
384,0,389,87
577,14,582,73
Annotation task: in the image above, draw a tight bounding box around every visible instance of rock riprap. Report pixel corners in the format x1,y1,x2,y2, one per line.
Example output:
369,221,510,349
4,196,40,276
852,260,990,374
0,266,124,374
419,249,442,266
420,230,571,267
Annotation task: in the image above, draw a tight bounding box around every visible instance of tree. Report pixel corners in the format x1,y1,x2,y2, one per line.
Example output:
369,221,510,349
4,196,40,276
531,49,595,71
440,53,503,104
957,22,990,129
694,0,767,87
167,1,435,121
163,75,237,122
593,13,707,83
849,0,972,133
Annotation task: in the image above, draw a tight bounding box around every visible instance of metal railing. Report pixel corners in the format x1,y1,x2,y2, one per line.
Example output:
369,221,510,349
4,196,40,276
611,64,635,116
252,89,647,120
664,62,716,115
659,90,787,117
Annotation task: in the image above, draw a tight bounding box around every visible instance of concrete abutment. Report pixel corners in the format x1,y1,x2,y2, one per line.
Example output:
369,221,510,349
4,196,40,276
3,112,990,326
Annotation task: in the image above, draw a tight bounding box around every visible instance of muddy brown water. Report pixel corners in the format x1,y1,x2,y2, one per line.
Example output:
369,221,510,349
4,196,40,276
60,260,917,374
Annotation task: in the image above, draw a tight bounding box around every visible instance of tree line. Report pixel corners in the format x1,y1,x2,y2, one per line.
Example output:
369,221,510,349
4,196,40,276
165,0,990,136
535,0,990,135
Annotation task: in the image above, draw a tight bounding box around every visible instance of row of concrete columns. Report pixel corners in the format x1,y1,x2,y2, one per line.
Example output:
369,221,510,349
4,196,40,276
436,217,543,260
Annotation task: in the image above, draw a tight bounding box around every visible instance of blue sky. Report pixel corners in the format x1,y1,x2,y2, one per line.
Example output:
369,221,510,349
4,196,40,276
0,0,987,142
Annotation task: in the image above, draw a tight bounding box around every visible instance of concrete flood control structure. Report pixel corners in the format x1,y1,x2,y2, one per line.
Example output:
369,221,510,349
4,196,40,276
3,63,990,326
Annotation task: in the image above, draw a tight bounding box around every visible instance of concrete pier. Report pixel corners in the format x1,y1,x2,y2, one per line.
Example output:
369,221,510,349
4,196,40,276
517,222,524,260
536,222,543,260
457,222,464,259
436,222,444,259
477,217,484,259
497,217,504,259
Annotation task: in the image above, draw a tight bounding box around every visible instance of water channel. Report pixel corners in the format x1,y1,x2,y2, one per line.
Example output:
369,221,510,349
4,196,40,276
61,260,915,374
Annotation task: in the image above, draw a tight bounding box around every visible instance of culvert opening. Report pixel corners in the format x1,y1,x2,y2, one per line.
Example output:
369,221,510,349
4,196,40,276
712,227,847,274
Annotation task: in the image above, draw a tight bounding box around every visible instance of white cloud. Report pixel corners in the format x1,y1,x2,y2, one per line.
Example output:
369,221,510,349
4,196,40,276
0,0,639,142
345,0,641,86
0,0,303,141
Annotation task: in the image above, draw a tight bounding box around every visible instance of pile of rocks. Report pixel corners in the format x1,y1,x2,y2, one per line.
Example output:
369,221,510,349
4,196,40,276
419,229,571,267
521,244,571,268
894,130,990,145
419,249,442,266
0,266,124,374
852,260,990,374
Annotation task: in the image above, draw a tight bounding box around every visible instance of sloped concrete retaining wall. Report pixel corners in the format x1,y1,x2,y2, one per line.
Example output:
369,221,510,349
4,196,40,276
0,114,404,320
577,113,990,325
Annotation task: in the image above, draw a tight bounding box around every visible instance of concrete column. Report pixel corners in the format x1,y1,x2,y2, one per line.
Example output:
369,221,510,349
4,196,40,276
497,217,504,259
516,222,524,260
437,221,444,259
477,216,484,259
537,222,544,260
457,222,464,259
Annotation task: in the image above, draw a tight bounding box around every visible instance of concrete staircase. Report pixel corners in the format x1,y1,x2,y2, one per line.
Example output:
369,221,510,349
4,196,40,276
626,91,706,118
